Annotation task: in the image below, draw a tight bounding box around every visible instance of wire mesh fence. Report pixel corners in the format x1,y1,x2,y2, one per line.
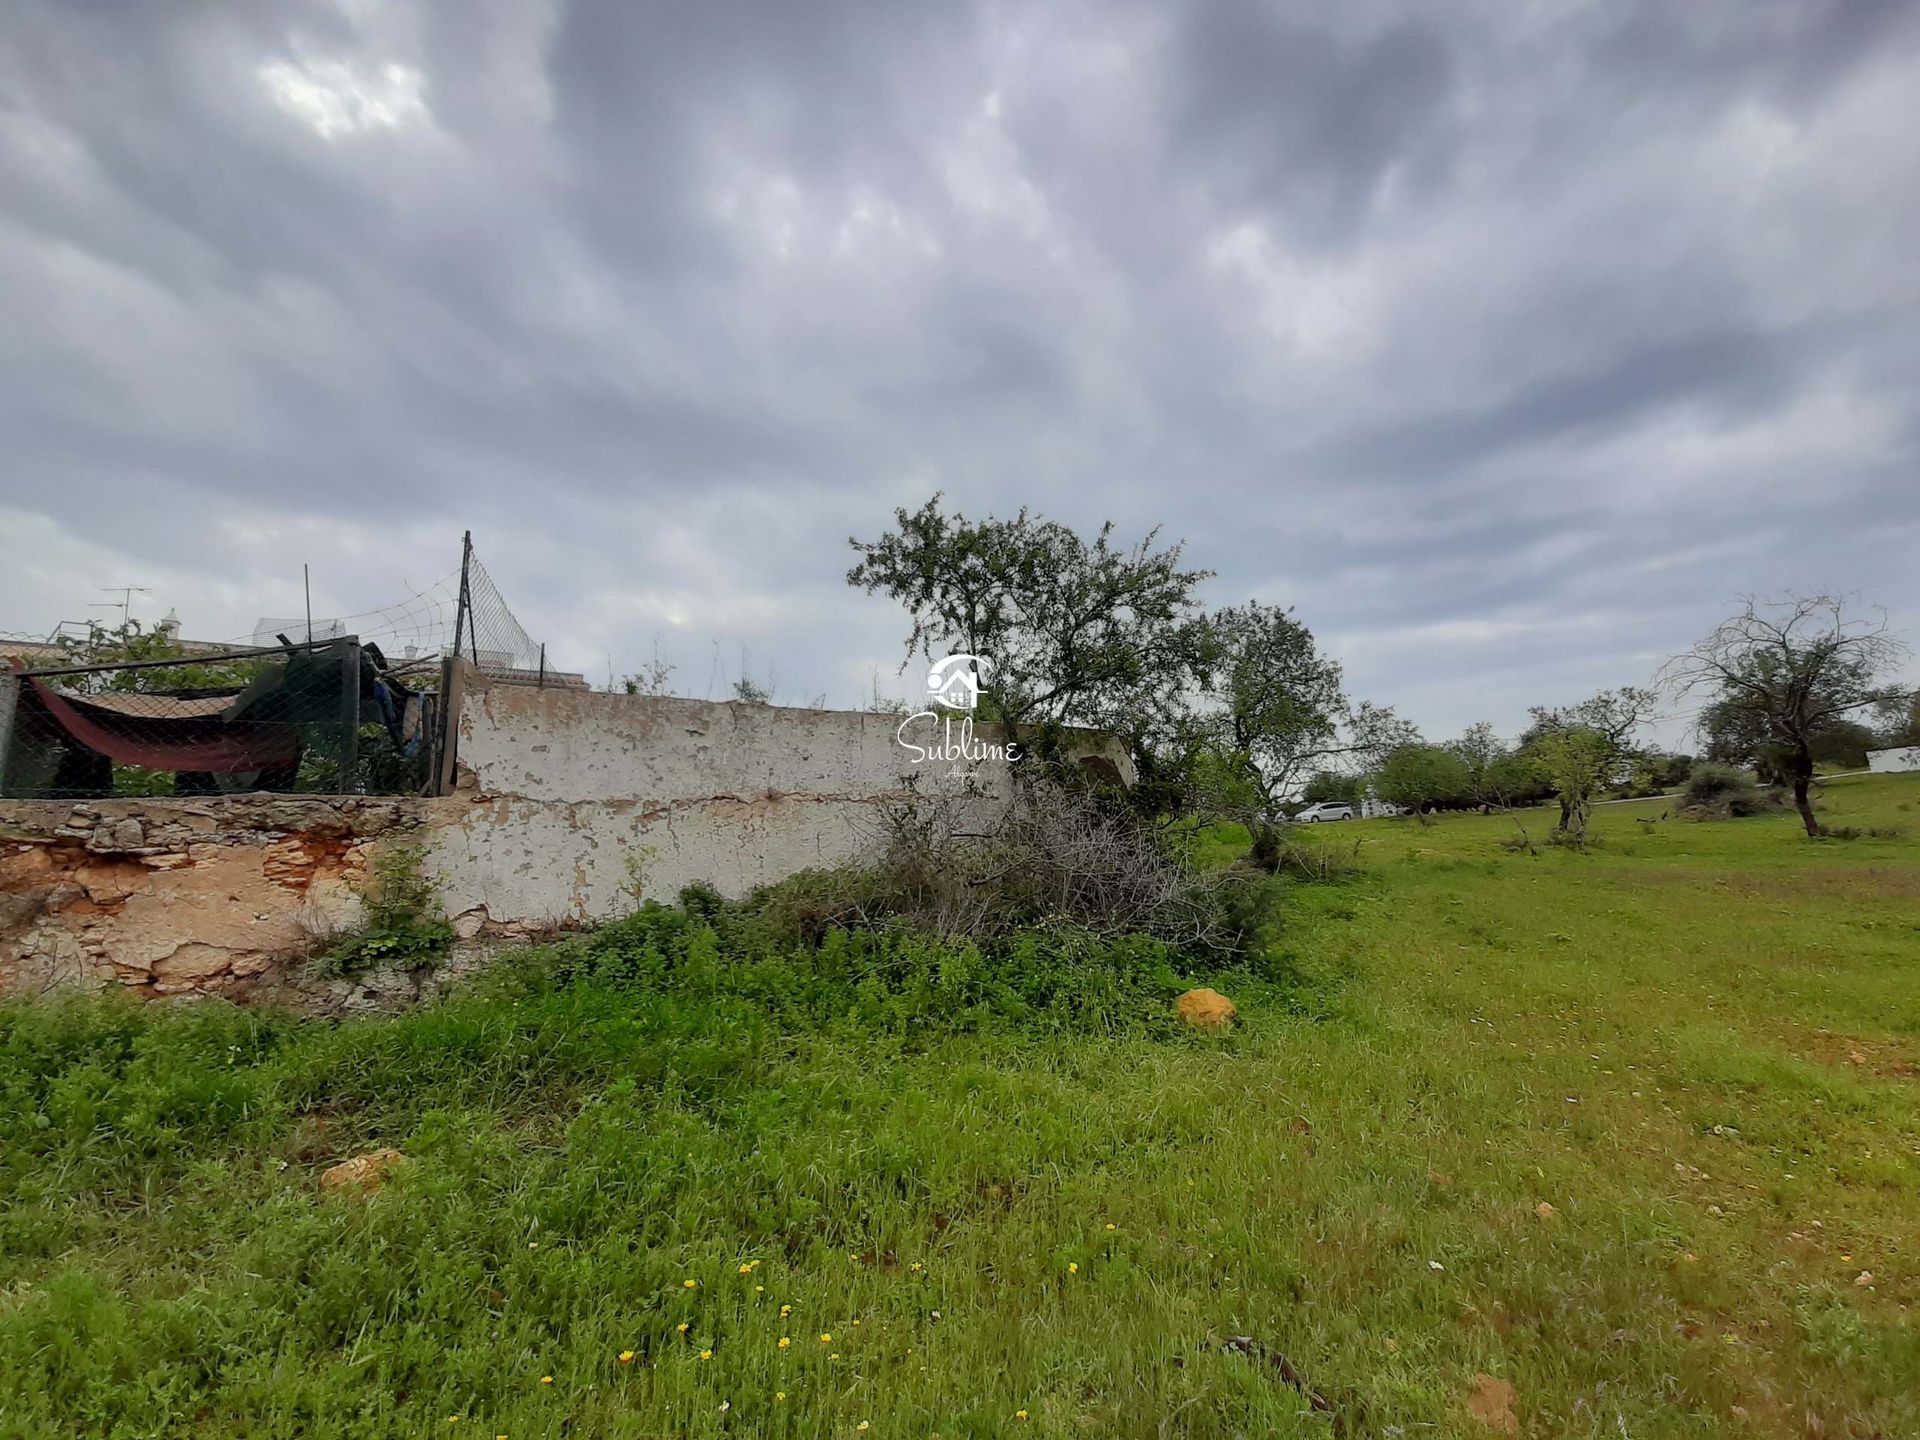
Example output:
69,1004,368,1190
453,532,581,688
0,530,570,801
0,639,440,800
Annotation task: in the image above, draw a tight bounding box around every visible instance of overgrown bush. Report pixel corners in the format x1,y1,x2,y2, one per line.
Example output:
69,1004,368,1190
315,842,454,977
1680,763,1782,819
751,780,1245,954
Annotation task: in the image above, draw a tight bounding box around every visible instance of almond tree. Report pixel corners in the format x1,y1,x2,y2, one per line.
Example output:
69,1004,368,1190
1662,595,1908,837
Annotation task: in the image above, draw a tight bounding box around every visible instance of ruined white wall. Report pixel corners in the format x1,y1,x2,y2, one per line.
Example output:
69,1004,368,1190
2,667,1133,1005
429,673,1095,931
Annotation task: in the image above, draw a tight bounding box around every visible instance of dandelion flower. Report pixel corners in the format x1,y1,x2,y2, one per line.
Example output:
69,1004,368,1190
539,1376,553,1386
755,1285,765,1293
1015,1410,1029,1421
852,1319,861,1327
739,1263,753,1275
780,1304,792,1317
776,1392,787,1402
618,1350,635,1364
820,1332,833,1343
677,1323,690,1334
779,1337,791,1349
700,1349,714,1362
908,1263,922,1273
857,1423,870,1432
683,1279,699,1290
1105,1223,1116,1231
1067,1262,1079,1274
830,1352,840,1361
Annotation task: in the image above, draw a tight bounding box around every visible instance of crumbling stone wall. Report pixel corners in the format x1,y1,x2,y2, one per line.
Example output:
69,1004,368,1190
0,795,432,1008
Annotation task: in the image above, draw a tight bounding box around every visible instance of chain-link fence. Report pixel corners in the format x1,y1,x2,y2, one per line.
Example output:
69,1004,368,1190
0,638,440,800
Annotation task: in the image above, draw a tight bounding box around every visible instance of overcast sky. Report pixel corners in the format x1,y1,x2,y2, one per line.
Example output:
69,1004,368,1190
4,0,1917,745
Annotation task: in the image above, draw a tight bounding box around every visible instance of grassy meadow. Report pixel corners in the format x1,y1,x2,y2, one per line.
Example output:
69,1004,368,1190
2,773,1916,1438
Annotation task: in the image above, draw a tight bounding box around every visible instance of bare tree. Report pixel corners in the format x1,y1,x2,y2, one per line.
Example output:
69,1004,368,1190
1661,595,1909,837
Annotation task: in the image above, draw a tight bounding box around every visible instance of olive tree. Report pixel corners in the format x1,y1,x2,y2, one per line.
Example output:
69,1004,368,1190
1521,688,1654,840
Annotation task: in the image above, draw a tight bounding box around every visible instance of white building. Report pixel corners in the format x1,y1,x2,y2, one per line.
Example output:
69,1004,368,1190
1867,746,1920,774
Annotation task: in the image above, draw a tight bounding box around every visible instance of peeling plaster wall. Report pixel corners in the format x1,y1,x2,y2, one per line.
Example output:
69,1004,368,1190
0,795,437,1008
431,674,1087,930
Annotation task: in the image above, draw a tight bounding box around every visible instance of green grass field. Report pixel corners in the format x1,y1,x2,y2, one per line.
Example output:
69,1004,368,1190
2,774,1916,1438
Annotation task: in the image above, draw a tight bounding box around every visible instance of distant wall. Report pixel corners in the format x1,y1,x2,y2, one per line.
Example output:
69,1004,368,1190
2,664,1131,1007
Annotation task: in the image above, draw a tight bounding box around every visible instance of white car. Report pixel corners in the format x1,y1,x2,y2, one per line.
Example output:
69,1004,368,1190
1293,801,1354,823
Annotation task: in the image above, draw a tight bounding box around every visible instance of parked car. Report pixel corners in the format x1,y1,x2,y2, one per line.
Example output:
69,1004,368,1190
1293,801,1354,823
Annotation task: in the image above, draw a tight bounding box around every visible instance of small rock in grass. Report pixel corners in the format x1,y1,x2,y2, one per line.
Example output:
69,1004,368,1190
1176,988,1236,1028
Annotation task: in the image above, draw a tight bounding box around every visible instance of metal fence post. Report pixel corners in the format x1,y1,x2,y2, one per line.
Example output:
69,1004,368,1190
451,529,473,665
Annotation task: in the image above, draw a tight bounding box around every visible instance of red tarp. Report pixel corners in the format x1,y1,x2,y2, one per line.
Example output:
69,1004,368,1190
12,662,303,774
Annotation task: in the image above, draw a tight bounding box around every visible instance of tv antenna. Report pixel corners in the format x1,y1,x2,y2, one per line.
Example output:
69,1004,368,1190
91,585,152,627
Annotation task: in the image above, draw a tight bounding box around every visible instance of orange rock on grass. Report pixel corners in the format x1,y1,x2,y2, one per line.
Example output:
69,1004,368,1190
320,1148,407,1194
1465,1374,1519,1434
1176,988,1237,1028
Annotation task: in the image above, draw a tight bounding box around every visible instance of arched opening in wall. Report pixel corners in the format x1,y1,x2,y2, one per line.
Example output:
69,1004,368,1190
1077,755,1124,787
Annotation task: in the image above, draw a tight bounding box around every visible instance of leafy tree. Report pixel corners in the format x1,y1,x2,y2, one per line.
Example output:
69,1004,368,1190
1373,743,1471,820
1188,602,1413,817
1663,595,1908,837
1875,692,1920,749
1521,688,1654,840
1485,746,1551,808
1446,721,1506,807
848,496,1211,746
1299,769,1362,808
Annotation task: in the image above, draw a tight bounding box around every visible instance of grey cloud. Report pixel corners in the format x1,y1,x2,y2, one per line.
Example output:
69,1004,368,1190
2,0,1917,747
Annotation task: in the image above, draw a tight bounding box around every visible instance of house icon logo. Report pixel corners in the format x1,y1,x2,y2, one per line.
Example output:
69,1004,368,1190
926,654,990,712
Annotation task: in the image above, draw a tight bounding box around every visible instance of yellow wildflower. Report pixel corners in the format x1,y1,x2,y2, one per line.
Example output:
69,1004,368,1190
820,1332,833,1343
618,1350,635,1364
677,1323,689,1334
780,1304,792,1317
857,1423,870,1433
739,1263,753,1274
1105,1223,1117,1231
779,1337,791,1349
700,1349,714,1362
776,1392,787,1402
1016,1410,1029,1421
539,1376,553,1386
1067,1262,1079,1274
683,1279,698,1290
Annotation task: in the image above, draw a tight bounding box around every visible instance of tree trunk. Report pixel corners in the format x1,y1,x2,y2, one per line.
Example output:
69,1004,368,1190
1791,746,1819,838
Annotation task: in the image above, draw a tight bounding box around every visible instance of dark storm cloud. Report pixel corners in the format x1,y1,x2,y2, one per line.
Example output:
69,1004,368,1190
3,0,1918,742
